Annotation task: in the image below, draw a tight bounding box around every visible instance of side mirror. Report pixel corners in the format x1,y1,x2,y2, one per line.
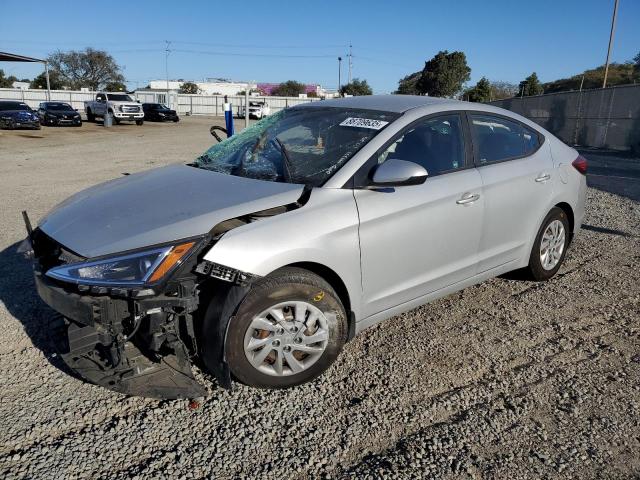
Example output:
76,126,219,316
371,159,428,186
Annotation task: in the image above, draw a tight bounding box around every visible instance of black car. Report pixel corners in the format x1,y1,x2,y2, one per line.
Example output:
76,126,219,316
37,102,82,127
0,101,41,129
142,103,180,122
142,103,179,122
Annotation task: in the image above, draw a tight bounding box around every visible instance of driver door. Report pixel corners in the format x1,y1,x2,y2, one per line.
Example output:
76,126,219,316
354,113,484,318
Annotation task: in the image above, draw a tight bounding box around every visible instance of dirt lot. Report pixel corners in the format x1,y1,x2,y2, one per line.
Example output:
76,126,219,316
0,117,639,479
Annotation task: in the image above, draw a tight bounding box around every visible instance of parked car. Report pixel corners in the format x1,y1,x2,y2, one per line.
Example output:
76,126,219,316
0,101,40,129
142,103,179,122
84,92,144,125
24,95,587,398
37,102,82,127
238,101,271,119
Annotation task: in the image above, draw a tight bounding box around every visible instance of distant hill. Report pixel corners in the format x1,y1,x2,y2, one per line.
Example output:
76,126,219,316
543,63,638,93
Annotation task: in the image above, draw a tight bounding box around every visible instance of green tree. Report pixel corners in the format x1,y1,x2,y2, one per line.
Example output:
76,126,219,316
0,69,18,88
47,48,125,90
632,51,640,76
340,78,372,96
518,72,544,96
465,77,492,102
30,70,65,90
104,81,127,92
416,50,471,97
395,71,421,95
179,81,200,94
271,80,306,97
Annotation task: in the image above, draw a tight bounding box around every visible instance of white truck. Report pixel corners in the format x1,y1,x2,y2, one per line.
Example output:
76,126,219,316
84,92,144,125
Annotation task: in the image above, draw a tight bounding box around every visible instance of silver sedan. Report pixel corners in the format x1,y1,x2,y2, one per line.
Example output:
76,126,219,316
28,95,587,397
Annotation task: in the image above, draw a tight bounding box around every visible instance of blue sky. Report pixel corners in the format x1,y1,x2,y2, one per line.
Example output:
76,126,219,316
1,0,638,93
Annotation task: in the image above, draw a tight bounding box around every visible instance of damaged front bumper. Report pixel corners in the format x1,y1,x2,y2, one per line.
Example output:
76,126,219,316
34,270,207,398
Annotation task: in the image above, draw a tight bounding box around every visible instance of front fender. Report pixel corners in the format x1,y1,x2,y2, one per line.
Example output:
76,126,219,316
202,188,363,319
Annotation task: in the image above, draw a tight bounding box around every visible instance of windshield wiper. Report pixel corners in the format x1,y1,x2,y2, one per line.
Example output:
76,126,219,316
274,137,294,183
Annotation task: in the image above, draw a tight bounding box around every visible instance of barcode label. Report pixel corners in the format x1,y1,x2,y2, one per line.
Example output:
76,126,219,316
339,117,389,130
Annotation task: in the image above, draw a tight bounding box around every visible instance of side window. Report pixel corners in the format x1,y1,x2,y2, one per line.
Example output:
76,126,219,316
470,114,529,164
522,124,541,155
377,114,465,177
97,94,105,101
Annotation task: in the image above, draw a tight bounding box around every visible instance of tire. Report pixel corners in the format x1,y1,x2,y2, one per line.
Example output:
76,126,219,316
173,117,179,123
525,207,570,281
136,120,144,125
86,109,95,122
224,267,347,388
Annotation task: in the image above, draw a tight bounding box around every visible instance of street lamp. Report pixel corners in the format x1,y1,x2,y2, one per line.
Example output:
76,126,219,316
338,56,342,96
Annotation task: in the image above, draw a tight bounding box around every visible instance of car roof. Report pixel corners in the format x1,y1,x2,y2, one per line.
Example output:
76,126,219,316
295,95,462,113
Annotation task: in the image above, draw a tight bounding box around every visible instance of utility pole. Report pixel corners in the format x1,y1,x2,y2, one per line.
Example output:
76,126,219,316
602,0,619,88
338,56,342,95
348,43,352,84
165,40,171,107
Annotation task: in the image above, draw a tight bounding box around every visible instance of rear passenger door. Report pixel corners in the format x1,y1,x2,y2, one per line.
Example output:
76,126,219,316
469,113,554,272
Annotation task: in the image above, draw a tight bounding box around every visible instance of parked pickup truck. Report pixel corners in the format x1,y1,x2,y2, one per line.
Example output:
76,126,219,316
84,92,144,125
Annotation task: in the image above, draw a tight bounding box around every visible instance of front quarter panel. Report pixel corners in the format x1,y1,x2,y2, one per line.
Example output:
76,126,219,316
202,188,363,318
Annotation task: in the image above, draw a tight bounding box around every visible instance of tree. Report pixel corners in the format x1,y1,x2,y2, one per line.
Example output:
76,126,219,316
634,51,640,72
104,81,127,92
179,81,200,94
465,77,492,102
47,48,125,90
518,72,544,96
30,70,65,90
0,69,18,88
490,81,519,100
395,71,421,95
271,80,306,97
416,50,471,97
340,78,372,96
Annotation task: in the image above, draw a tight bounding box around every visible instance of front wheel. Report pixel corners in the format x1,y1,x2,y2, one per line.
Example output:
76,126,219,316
224,267,347,388
525,207,570,281
136,119,144,125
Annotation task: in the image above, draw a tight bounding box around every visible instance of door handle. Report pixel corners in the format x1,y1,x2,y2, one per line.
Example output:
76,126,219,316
535,174,551,183
456,193,480,205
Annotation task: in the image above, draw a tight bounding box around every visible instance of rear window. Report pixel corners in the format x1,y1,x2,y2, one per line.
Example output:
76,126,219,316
470,114,540,164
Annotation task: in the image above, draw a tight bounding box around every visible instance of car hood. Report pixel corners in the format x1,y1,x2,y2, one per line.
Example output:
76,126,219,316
46,110,78,116
2,110,37,118
39,164,304,258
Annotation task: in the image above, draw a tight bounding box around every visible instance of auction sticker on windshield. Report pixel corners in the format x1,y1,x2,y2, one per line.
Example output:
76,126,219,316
339,117,389,130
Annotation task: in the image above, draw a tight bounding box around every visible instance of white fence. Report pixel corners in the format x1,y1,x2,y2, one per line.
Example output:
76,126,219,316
0,88,320,116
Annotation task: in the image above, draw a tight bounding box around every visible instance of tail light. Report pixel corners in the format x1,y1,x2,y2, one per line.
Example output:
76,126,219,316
572,155,587,175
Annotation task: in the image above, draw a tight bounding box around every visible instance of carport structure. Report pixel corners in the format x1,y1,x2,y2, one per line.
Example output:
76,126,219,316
0,51,51,100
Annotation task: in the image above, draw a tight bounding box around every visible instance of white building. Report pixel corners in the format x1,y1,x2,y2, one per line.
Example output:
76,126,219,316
147,79,257,96
11,81,30,90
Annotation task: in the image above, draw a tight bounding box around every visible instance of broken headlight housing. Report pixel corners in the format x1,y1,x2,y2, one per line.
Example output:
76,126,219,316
45,241,195,286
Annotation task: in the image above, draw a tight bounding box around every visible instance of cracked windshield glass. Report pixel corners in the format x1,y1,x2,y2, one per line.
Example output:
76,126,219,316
194,107,398,186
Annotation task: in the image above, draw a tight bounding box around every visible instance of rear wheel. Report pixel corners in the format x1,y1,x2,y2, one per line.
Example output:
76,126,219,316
525,207,570,281
224,267,347,388
86,108,95,122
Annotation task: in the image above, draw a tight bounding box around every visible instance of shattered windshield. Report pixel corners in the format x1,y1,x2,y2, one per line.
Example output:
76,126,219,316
193,107,398,186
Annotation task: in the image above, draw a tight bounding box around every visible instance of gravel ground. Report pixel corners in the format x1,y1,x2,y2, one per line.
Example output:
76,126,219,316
0,119,639,479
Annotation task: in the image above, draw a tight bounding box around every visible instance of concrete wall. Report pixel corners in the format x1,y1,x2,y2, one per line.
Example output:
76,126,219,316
490,84,640,152
0,88,320,117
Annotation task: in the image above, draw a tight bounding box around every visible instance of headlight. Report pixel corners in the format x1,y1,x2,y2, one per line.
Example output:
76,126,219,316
158,112,165,116
118,105,124,112
46,241,195,286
